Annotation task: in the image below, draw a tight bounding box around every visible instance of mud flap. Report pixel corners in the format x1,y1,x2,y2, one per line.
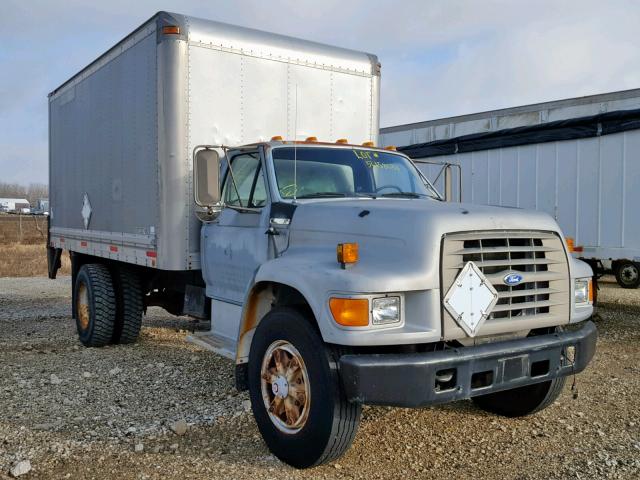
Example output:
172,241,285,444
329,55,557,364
46,216,62,279
47,246,62,279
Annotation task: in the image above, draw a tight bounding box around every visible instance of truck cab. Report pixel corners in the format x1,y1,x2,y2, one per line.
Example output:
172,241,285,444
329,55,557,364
188,138,596,467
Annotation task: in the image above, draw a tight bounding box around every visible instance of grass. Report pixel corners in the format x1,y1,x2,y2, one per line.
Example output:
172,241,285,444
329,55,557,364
0,214,48,244
0,215,71,277
0,243,71,277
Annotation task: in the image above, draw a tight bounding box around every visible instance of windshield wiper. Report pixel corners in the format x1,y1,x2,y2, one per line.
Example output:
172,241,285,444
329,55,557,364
379,192,427,198
295,192,347,199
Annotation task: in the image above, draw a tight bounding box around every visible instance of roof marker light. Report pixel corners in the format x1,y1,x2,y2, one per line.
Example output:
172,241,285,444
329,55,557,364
362,141,375,147
336,138,348,144
305,136,318,142
384,145,397,151
271,135,283,141
162,26,181,35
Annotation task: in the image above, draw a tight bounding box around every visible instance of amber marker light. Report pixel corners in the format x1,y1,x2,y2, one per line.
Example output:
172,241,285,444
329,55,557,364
271,135,283,141
362,141,375,147
330,298,369,327
384,145,397,151
336,138,349,144
305,136,318,142
162,26,180,35
337,242,358,268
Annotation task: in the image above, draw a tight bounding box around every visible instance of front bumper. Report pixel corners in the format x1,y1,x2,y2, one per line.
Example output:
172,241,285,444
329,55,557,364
339,320,597,407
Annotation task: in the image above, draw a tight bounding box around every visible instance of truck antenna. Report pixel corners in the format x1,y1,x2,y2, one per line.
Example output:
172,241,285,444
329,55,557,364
293,84,298,203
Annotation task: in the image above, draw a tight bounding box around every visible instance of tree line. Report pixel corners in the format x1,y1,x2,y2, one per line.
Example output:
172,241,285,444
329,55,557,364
0,182,48,206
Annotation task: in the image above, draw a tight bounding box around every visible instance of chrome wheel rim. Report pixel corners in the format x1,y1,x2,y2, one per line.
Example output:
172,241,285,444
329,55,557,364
76,282,90,331
260,340,310,434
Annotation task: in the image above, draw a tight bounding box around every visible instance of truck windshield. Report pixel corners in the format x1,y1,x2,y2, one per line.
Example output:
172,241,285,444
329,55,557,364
272,147,440,200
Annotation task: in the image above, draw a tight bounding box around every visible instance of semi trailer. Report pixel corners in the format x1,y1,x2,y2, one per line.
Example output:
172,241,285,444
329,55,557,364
381,89,640,289
48,12,597,469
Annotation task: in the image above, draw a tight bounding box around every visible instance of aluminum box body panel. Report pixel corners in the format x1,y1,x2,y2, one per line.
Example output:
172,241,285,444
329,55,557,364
49,12,380,270
49,29,159,248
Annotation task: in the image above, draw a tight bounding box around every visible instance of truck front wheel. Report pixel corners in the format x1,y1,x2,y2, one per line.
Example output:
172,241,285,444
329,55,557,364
614,260,640,289
248,308,361,469
74,264,117,347
472,376,566,417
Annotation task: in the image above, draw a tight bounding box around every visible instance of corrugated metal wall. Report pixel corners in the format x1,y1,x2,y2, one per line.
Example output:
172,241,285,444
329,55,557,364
416,130,640,254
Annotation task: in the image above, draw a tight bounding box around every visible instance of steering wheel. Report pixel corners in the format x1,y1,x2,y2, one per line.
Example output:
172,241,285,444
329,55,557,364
375,184,403,194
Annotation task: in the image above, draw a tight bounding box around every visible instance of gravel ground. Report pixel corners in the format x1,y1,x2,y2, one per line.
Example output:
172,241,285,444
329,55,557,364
0,275,638,479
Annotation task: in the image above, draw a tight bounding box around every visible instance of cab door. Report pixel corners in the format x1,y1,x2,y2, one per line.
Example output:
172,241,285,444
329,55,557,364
200,149,270,343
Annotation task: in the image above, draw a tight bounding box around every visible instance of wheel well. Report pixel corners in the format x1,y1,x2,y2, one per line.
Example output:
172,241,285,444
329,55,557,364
68,252,207,318
235,282,319,391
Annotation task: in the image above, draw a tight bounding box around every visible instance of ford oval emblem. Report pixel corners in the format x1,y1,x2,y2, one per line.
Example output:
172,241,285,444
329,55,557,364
503,273,523,286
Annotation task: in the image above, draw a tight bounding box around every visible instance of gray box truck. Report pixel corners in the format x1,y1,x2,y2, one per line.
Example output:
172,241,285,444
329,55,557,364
48,12,597,468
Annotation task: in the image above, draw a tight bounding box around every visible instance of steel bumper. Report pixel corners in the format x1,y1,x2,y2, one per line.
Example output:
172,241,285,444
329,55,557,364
339,320,597,407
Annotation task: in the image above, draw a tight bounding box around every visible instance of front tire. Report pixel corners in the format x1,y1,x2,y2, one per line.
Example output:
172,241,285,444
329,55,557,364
248,308,361,469
74,264,117,347
472,376,566,417
615,260,640,289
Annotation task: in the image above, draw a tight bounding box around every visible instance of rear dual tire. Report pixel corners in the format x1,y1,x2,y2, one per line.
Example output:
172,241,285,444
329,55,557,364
74,264,143,347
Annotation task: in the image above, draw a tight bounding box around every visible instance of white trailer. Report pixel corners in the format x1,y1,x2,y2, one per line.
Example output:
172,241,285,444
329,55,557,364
381,89,640,288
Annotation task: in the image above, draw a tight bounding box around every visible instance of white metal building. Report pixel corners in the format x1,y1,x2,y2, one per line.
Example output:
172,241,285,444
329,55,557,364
0,198,30,213
380,88,640,288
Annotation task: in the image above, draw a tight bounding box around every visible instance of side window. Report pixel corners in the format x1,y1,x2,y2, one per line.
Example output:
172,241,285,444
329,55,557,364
222,153,267,208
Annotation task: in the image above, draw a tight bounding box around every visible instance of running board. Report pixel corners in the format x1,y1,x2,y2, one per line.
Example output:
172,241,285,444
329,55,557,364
186,332,236,360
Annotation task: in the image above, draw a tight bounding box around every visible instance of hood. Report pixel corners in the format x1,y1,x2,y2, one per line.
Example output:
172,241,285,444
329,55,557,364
291,198,562,239
285,198,565,291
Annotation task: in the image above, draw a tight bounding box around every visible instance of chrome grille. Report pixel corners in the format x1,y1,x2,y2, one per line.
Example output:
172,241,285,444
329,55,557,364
441,231,570,339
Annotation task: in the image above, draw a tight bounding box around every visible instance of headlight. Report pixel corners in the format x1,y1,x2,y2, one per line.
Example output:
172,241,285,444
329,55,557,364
372,296,400,325
574,278,593,304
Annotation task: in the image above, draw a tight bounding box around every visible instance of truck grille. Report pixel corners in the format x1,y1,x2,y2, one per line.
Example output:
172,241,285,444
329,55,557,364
441,231,570,339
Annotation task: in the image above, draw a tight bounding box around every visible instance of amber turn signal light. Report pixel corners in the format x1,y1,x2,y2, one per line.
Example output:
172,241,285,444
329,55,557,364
337,242,358,267
566,237,575,252
329,298,369,327
162,26,180,35
565,237,583,253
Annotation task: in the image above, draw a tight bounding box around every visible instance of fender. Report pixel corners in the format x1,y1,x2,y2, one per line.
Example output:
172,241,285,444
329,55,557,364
234,251,336,364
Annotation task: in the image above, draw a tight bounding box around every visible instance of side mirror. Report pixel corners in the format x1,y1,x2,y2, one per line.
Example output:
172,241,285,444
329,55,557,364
193,148,221,206
444,164,453,202
443,163,461,202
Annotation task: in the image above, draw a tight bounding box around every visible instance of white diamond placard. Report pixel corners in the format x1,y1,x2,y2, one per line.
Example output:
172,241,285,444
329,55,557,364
81,193,92,230
444,261,498,337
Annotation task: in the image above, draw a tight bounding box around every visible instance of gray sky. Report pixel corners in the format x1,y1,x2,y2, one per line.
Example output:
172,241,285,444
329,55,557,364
2,0,639,184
